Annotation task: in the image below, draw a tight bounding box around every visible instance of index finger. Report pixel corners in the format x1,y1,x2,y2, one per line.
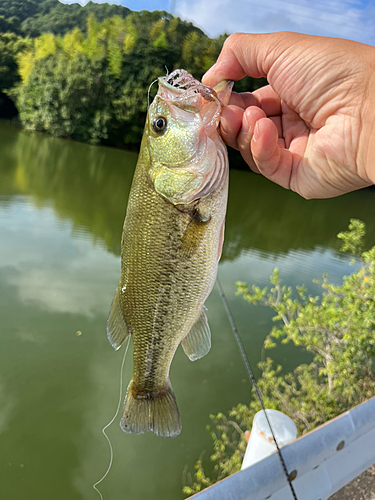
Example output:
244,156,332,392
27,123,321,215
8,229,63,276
202,32,305,88
202,33,271,87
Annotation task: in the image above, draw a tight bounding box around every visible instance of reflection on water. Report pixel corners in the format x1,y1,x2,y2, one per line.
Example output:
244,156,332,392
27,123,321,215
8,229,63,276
0,122,374,499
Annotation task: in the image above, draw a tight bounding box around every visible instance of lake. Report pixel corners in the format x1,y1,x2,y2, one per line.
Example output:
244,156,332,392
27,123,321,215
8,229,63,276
0,121,374,500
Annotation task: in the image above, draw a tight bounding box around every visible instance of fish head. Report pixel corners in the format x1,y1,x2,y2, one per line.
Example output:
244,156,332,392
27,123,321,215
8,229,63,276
145,70,232,205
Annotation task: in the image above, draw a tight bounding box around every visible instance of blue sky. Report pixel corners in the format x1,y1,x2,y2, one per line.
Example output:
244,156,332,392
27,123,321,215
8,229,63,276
59,0,375,46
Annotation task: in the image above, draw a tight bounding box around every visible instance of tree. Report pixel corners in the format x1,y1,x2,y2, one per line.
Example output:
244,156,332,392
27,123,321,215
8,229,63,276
7,7,265,147
17,51,115,143
0,33,27,90
183,219,375,496
0,15,21,34
0,0,131,37
15,12,232,146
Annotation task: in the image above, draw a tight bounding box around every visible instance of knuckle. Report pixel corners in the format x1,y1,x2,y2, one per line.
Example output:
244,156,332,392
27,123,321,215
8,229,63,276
223,33,244,51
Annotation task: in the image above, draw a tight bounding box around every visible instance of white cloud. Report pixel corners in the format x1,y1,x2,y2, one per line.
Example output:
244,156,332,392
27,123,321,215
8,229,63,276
176,0,375,45
59,0,88,4
58,0,375,45
59,0,116,4
0,201,120,319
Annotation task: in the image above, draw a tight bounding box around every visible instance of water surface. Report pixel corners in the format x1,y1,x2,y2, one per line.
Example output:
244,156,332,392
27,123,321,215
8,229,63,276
0,122,374,499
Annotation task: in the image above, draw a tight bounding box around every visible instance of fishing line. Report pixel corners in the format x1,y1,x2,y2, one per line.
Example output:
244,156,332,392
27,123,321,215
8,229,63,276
147,79,158,108
216,277,298,500
93,337,131,500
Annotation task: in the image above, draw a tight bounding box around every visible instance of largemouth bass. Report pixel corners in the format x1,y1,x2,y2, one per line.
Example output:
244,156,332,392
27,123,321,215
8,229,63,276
107,69,232,438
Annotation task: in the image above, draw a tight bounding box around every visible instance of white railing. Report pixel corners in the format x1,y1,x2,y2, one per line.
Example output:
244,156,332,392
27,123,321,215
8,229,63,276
191,396,375,500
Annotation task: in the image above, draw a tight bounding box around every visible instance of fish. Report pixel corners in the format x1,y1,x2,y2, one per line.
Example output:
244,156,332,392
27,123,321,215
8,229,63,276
107,69,232,438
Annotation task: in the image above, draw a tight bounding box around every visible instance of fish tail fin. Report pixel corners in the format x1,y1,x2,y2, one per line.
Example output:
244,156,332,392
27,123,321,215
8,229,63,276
120,379,181,438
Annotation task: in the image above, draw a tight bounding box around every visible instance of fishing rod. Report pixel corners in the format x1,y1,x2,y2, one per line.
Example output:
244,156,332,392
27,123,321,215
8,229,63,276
216,277,299,500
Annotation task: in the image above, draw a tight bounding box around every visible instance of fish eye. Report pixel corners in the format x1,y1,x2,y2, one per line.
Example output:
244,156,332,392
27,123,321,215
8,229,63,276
152,116,167,134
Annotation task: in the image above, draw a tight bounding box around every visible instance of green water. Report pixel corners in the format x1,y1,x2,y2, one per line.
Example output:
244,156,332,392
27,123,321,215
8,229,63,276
0,121,374,500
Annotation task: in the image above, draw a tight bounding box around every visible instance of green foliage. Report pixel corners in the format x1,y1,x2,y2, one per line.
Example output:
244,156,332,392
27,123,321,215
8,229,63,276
0,0,131,37
184,219,375,496
182,412,248,495
181,31,222,76
337,218,366,257
18,52,116,144
14,12,256,146
0,33,28,90
0,1,266,145
0,15,21,34
0,0,38,26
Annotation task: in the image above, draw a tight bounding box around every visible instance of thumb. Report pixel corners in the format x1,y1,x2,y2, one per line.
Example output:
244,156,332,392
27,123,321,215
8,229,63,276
202,32,305,88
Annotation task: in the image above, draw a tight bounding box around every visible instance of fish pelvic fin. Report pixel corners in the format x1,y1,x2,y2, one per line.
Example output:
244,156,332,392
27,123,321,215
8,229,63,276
181,308,211,361
120,380,182,438
107,285,131,350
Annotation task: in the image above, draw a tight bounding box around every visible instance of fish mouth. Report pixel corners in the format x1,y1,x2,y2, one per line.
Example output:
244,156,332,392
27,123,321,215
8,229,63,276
158,69,223,111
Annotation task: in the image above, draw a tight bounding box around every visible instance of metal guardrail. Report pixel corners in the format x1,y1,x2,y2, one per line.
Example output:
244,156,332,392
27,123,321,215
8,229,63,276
191,396,375,500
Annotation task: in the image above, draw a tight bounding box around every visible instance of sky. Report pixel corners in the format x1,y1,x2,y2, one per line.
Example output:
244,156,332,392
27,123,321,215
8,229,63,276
59,0,375,46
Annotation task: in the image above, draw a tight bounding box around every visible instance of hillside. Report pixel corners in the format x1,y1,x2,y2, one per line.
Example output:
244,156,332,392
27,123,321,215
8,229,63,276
0,0,131,36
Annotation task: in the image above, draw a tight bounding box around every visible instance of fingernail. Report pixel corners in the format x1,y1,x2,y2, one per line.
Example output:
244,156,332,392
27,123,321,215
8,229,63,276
253,121,260,142
202,63,216,83
241,113,250,135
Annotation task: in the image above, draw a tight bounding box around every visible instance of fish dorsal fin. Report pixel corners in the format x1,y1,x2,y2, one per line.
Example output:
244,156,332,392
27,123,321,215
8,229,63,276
181,308,211,361
107,285,131,350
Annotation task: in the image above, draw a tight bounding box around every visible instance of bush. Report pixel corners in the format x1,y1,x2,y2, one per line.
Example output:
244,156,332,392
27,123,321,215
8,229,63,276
183,219,375,496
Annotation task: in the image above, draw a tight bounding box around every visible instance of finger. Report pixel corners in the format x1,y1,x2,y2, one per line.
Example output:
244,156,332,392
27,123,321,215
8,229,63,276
252,85,282,116
238,106,285,172
220,105,244,150
228,91,259,110
281,102,309,149
236,106,268,173
202,32,306,87
251,118,294,190
270,116,282,138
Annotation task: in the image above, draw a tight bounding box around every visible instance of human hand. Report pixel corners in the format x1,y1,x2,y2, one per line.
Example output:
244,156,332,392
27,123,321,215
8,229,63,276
203,32,375,199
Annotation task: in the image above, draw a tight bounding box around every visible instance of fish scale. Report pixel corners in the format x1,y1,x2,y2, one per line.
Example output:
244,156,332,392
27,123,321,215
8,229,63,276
107,70,232,437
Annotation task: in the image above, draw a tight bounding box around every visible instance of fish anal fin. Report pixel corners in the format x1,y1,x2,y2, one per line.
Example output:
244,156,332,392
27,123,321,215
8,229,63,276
181,308,211,361
107,285,131,351
120,380,181,438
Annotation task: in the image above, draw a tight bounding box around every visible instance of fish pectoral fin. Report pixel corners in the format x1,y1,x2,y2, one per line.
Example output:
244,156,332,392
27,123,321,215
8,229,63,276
181,308,211,361
107,285,131,350
180,210,210,259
